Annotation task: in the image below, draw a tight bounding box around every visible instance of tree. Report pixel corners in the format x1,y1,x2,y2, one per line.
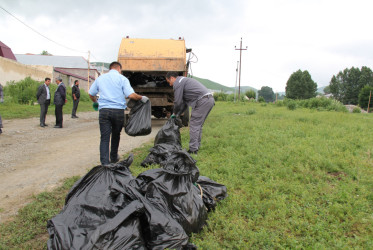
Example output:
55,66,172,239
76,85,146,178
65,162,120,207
285,69,317,99
358,85,373,110
258,86,275,102
323,85,331,94
329,66,373,105
40,50,52,55
245,90,256,99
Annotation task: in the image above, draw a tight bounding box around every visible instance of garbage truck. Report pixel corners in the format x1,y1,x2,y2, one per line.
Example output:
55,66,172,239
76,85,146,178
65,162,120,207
118,37,192,126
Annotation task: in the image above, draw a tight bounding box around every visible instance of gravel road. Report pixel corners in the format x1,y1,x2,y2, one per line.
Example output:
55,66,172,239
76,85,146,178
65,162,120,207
0,111,166,223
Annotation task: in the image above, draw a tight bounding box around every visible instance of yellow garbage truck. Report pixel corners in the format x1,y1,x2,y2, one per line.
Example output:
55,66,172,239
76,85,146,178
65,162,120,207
118,37,192,126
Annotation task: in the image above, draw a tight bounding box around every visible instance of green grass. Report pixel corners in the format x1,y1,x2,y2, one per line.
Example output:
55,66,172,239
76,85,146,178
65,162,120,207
0,101,94,119
1,102,373,249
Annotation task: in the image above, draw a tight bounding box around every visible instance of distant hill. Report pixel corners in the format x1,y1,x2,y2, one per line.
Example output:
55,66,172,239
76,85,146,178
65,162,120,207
191,76,233,92
191,76,257,93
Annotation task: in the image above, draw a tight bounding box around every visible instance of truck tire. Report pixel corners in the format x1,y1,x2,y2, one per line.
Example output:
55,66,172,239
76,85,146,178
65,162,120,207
181,107,189,127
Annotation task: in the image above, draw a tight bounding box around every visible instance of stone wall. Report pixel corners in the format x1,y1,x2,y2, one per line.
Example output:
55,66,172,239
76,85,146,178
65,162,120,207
0,56,53,85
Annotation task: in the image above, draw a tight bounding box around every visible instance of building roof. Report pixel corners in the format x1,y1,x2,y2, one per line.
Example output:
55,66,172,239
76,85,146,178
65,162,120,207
54,67,96,81
0,41,17,60
15,54,92,69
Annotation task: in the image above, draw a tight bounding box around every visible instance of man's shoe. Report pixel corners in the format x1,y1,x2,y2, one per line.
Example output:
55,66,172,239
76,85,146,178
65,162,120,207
72,115,79,118
54,125,62,128
44,124,48,126
187,149,198,155
40,124,45,127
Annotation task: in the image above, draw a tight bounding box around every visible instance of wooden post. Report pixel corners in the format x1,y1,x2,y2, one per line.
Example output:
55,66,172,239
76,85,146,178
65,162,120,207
368,90,372,113
87,50,90,92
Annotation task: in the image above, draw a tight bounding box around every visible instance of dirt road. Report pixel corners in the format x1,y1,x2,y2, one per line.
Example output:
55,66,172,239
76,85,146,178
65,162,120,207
0,111,166,223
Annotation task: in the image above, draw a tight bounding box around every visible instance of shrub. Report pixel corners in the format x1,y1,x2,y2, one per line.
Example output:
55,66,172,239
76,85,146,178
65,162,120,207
245,90,256,99
258,96,265,103
287,100,297,110
352,107,362,113
3,77,91,105
4,77,41,105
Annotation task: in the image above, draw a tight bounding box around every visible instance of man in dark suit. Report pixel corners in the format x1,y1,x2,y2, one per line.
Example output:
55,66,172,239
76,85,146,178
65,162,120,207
54,77,67,128
36,77,51,127
71,80,80,118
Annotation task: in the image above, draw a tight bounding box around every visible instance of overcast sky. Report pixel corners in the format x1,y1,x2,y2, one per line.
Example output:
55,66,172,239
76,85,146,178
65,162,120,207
1,0,373,92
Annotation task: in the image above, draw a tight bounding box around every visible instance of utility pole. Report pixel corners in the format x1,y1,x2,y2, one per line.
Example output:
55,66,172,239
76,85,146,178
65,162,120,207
87,50,90,92
234,61,239,102
235,38,247,100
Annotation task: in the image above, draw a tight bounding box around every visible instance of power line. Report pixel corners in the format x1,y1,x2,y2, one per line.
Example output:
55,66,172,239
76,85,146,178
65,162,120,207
0,5,87,54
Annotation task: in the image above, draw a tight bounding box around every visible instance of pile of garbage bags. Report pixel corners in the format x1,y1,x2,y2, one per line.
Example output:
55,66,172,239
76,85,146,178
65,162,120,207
129,73,169,88
47,118,227,249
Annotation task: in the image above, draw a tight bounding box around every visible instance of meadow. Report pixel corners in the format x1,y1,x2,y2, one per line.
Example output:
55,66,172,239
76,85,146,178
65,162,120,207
1,102,373,249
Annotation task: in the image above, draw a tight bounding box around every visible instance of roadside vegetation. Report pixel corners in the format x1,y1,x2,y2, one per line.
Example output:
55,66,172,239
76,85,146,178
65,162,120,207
1,102,372,249
0,77,93,119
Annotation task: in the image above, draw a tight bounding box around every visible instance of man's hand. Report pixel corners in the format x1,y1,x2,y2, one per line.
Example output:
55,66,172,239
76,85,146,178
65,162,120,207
141,96,149,103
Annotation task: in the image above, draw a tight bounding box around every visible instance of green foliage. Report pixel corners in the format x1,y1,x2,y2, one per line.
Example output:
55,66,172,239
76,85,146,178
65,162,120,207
286,69,317,99
213,92,246,102
279,97,347,112
352,107,362,113
323,85,331,94
2,77,90,106
258,86,275,102
258,96,265,103
1,103,373,248
4,77,41,104
358,85,373,109
245,90,256,99
329,66,373,105
286,100,297,110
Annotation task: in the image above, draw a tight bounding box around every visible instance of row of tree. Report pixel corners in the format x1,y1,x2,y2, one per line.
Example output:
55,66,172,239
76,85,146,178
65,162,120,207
254,67,373,109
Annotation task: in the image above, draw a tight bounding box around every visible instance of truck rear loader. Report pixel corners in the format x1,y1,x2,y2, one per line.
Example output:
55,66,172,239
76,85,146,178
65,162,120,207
117,37,192,126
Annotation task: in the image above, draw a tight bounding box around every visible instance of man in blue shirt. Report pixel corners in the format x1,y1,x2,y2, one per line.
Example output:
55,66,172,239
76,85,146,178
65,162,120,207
89,61,148,165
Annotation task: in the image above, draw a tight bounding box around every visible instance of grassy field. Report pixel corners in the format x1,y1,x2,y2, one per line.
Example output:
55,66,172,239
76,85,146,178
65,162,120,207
1,102,373,249
0,101,94,120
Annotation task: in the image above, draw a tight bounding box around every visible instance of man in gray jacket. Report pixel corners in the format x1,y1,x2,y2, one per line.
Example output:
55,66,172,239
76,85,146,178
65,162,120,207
166,72,215,155
36,78,51,127
54,77,67,128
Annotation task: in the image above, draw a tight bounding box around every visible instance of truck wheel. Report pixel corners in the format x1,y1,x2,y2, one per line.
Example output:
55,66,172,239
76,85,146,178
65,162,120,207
181,107,189,127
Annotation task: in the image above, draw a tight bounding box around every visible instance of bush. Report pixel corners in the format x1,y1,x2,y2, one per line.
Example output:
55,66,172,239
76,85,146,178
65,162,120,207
4,77,41,105
287,100,297,110
3,77,91,105
258,96,265,103
352,107,362,113
245,90,256,99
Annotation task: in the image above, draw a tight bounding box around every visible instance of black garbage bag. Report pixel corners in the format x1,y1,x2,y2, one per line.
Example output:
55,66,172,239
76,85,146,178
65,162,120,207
47,155,147,250
111,180,190,250
196,176,228,212
125,99,152,136
141,143,182,167
141,118,183,167
133,150,208,235
154,117,183,145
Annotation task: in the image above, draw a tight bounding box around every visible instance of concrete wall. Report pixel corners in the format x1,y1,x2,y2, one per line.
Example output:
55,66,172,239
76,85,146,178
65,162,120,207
0,56,53,85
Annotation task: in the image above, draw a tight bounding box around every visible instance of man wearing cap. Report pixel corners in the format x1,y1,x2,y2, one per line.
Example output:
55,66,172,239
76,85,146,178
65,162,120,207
89,61,148,165
54,77,67,128
166,72,215,155
36,77,51,127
